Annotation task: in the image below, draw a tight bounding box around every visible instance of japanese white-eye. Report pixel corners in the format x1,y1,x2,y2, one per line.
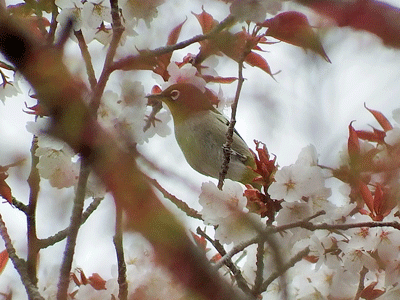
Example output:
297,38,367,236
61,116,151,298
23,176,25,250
147,83,259,187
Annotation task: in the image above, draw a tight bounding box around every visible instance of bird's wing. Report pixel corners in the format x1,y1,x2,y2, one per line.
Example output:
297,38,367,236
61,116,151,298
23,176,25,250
211,110,253,165
212,109,247,143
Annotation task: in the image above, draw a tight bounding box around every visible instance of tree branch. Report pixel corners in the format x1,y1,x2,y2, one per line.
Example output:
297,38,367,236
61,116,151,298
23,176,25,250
0,213,44,300
57,161,90,299
114,204,128,300
26,135,40,285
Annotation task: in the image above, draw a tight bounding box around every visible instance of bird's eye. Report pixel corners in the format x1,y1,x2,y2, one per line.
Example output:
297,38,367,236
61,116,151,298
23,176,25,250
170,90,180,101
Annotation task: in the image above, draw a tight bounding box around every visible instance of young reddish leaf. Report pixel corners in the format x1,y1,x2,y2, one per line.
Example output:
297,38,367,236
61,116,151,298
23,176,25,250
364,104,393,132
262,11,331,63
252,140,277,185
214,31,274,77
191,231,208,251
373,184,384,218
192,8,218,34
151,85,162,94
360,281,385,299
304,255,319,263
357,180,374,215
372,184,396,221
210,253,222,263
167,19,186,46
0,249,9,275
244,51,274,77
244,187,268,217
0,172,12,204
88,273,107,290
202,75,237,84
355,128,386,143
153,20,187,81
348,121,360,160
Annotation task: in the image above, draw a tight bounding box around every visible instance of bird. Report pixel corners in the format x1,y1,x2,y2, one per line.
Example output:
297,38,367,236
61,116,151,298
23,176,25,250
146,83,260,188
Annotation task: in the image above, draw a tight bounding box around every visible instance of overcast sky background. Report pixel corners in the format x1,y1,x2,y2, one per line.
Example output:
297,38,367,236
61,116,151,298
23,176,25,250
1,0,400,298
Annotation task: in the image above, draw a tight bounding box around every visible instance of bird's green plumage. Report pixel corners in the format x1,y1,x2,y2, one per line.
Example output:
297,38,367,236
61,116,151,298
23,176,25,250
147,83,258,187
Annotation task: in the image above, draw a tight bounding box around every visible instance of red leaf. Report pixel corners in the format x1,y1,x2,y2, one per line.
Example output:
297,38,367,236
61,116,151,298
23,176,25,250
210,253,222,263
355,128,386,143
244,51,274,77
357,180,374,214
192,8,218,34
202,75,237,84
154,20,187,81
373,184,384,216
262,11,331,62
364,104,393,132
151,85,162,94
0,173,12,204
191,232,208,251
373,184,396,220
348,121,360,160
88,273,107,290
167,19,186,46
360,281,385,300
0,249,9,275
307,0,400,48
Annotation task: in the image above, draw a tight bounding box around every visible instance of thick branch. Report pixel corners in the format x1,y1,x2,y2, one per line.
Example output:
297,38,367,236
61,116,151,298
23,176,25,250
26,135,40,285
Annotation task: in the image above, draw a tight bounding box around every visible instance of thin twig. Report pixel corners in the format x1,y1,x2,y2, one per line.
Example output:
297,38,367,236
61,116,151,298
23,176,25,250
218,47,247,190
146,175,203,220
260,247,310,294
113,204,128,300
353,266,368,300
275,218,400,233
74,30,97,90
196,227,254,298
89,0,124,114
38,197,103,249
0,213,44,300
57,161,90,299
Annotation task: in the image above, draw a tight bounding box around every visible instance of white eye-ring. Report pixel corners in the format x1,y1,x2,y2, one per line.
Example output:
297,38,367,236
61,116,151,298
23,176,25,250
170,90,180,101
